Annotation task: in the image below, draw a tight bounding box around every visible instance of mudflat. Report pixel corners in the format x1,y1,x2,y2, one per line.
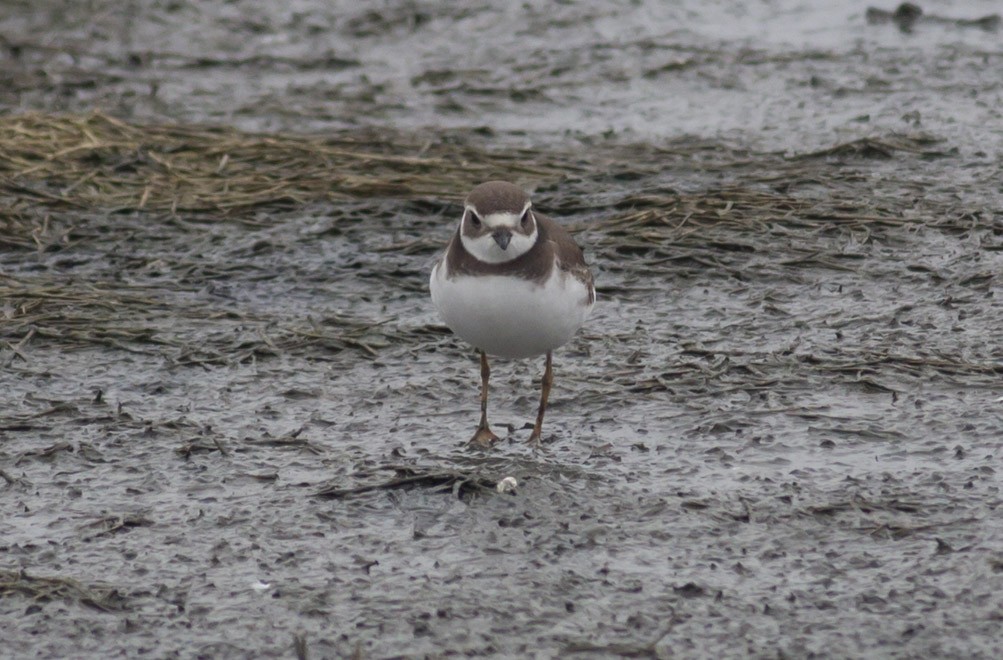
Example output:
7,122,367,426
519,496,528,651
2,2,1001,657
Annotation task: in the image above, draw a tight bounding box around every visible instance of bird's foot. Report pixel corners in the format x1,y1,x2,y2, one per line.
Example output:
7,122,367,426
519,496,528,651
469,425,500,448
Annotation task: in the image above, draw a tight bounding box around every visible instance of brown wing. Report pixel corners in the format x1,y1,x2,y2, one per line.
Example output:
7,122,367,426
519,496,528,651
535,212,596,305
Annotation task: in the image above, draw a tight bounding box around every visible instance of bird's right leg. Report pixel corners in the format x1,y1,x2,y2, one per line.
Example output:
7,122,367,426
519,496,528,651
470,350,500,447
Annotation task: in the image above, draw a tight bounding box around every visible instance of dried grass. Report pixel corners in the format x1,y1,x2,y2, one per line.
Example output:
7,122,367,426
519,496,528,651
0,111,574,218
0,569,126,612
0,112,994,374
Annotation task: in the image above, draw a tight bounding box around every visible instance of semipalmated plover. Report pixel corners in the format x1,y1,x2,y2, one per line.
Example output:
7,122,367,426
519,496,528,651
430,181,595,447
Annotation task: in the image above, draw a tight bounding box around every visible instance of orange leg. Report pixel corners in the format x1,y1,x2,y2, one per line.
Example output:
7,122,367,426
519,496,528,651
527,351,553,446
469,350,500,447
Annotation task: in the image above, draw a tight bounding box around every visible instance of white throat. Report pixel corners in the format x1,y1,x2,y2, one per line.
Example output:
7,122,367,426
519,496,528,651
460,210,537,264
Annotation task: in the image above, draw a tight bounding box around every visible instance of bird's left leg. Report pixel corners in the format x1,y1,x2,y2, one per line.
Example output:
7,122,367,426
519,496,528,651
527,351,553,446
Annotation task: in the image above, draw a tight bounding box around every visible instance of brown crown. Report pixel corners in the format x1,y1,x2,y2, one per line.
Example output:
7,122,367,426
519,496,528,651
464,181,531,216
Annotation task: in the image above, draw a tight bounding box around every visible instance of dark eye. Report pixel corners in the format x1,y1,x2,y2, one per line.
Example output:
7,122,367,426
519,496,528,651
468,212,481,228
520,210,531,228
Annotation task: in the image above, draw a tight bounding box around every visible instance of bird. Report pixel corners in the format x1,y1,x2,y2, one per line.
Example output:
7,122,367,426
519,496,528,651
429,181,595,447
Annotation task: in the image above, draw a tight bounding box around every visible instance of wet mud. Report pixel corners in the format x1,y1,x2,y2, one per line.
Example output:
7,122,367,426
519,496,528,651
2,2,1003,658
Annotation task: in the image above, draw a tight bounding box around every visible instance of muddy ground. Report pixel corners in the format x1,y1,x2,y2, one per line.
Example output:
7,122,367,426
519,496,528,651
2,1,1002,658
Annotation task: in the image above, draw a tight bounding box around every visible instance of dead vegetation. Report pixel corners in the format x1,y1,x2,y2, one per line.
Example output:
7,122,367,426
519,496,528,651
315,465,498,500
0,272,438,366
0,569,126,612
0,111,573,219
1,112,997,382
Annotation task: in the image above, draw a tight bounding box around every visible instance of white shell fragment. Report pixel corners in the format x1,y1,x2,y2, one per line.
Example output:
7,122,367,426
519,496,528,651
496,476,518,493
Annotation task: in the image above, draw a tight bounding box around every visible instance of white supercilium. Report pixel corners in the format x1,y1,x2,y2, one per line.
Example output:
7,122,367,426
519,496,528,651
459,209,537,264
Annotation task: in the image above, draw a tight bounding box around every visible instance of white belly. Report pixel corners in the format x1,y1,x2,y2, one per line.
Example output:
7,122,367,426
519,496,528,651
430,264,592,359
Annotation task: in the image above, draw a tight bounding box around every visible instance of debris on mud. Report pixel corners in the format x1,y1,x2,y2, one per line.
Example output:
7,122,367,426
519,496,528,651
0,112,574,220
866,3,1001,33
315,465,498,500
0,570,127,613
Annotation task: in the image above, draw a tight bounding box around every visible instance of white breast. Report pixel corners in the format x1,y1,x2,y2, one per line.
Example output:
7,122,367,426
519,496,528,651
430,261,593,359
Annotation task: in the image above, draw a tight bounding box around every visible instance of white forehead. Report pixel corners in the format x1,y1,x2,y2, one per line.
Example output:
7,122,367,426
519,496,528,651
465,201,531,228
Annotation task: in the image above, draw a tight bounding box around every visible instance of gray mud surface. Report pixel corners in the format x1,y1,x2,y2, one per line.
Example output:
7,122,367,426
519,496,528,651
2,2,1003,658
